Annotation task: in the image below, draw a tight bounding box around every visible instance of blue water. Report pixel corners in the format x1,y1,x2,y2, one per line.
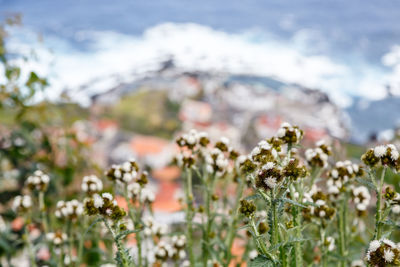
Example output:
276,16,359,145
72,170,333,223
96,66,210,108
1,0,400,65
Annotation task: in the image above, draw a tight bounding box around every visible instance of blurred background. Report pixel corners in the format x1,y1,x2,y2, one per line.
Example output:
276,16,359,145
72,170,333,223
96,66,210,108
0,1,400,264
1,1,400,193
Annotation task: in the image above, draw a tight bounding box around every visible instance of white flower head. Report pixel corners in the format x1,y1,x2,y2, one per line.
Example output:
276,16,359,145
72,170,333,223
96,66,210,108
368,240,381,252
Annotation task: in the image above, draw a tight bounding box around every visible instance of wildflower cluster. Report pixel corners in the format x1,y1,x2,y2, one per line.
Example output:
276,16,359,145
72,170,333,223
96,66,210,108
55,200,84,221
81,175,103,195
25,170,50,191
362,144,400,171
84,193,126,221
367,239,400,266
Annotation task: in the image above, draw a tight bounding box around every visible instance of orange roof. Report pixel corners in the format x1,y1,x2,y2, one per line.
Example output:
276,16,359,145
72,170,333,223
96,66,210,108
130,136,169,157
95,119,118,131
153,182,182,212
152,166,181,182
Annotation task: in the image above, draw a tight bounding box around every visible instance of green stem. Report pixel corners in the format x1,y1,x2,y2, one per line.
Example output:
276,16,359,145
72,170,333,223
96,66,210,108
337,195,348,267
185,168,195,266
123,188,142,267
225,178,245,266
271,194,279,247
319,226,327,267
290,184,303,267
374,167,386,240
250,218,274,261
23,222,37,267
103,219,130,267
39,191,48,235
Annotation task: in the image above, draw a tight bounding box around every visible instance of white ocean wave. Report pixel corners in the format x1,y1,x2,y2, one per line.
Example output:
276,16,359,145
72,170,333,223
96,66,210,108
3,22,395,107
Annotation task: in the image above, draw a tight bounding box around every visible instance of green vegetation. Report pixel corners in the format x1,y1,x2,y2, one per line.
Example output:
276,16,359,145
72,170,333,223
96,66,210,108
108,88,181,138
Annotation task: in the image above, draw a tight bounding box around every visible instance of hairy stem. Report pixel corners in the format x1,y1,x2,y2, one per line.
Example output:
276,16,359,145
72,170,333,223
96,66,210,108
185,168,195,266
374,167,387,240
225,178,245,266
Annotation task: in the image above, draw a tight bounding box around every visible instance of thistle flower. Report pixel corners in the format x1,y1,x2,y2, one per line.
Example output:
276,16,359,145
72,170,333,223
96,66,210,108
366,239,400,266
255,162,283,191
84,193,126,221
106,159,139,184
46,231,67,246
55,199,84,221
81,175,103,195
25,170,50,191
276,122,303,145
12,195,32,213
362,144,400,171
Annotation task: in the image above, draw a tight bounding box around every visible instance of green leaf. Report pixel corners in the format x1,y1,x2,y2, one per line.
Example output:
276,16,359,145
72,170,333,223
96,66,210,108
249,255,274,267
245,194,263,201
280,198,307,208
380,219,400,229
356,177,377,191
116,229,141,240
